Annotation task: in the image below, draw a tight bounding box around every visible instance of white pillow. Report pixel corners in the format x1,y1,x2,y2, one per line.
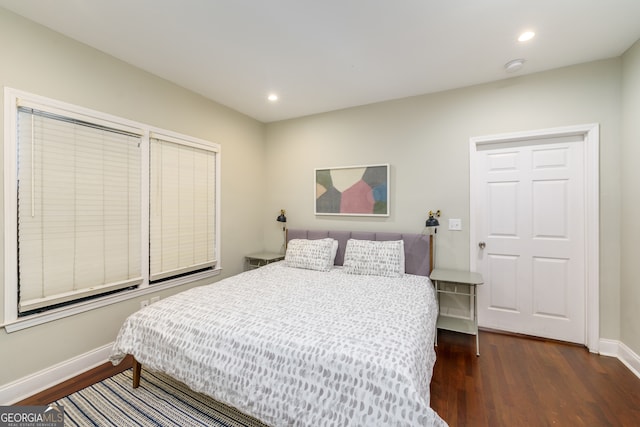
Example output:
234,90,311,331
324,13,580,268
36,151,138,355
343,239,405,277
285,238,337,271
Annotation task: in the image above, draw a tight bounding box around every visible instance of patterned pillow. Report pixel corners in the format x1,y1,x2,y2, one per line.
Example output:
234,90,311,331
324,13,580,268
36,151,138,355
343,239,405,277
285,238,336,271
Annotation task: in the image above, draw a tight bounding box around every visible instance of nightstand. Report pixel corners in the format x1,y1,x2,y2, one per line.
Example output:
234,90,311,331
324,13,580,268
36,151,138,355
245,252,284,270
430,268,484,356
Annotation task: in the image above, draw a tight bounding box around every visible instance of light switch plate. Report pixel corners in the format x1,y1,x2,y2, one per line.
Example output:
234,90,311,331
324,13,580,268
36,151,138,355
449,218,462,231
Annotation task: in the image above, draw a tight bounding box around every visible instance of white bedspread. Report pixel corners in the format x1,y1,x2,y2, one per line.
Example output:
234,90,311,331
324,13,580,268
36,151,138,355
110,263,447,426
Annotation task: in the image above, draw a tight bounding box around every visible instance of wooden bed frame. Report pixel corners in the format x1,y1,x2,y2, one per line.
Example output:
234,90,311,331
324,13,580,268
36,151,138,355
133,358,142,388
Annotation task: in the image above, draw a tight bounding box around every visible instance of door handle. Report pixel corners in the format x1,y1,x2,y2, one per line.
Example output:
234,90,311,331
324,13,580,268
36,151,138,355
478,241,486,249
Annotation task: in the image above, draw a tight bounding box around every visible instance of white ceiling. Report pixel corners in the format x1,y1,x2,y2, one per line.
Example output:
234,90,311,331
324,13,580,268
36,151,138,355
2,0,640,123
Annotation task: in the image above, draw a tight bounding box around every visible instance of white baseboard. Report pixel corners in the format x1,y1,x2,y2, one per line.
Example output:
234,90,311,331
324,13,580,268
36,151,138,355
0,342,114,405
618,341,640,379
599,338,640,380
598,338,619,357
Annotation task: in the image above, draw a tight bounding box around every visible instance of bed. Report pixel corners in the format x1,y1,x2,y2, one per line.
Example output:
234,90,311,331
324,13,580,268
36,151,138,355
110,230,447,426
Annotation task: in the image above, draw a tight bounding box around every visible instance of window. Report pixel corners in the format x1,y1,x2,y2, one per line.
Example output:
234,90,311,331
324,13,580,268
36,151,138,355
16,106,143,314
4,88,220,330
149,134,217,281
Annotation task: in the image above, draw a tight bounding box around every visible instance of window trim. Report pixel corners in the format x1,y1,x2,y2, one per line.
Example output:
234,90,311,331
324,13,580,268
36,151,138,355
3,87,221,332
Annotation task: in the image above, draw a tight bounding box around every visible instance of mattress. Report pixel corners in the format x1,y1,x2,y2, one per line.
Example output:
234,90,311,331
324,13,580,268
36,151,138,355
110,262,446,426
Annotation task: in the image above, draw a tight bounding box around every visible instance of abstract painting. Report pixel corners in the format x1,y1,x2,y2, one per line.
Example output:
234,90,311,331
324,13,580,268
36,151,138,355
315,164,389,216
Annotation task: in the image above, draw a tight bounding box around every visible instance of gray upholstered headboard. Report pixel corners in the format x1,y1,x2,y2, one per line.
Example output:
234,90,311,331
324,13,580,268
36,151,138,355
286,229,432,277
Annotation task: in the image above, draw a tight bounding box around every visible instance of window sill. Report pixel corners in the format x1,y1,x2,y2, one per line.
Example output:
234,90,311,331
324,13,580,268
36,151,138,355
2,268,221,333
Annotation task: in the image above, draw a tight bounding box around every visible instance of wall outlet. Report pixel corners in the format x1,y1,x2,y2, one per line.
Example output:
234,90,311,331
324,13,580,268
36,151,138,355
449,218,462,231
140,300,149,309
150,296,160,304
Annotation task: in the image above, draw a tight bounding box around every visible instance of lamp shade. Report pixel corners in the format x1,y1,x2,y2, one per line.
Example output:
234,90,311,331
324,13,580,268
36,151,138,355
277,209,287,223
425,214,439,228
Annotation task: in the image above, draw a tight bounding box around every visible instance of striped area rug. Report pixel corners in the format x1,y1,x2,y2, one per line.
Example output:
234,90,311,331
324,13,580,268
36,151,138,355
55,368,269,426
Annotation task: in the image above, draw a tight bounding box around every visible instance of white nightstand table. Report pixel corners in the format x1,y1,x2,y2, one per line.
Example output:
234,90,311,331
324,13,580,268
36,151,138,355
430,268,484,356
245,252,285,270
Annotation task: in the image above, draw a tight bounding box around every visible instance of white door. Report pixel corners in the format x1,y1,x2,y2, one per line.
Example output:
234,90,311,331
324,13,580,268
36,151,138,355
473,134,586,344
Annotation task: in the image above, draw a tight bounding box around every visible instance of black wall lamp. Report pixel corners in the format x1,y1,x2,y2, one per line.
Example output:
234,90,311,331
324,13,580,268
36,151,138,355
276,209,287,225
425,210,441,232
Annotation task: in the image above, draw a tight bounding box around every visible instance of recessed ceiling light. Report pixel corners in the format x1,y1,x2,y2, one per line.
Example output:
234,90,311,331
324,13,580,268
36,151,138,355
267,94,278,102
518,31,535,42
505,58,526,73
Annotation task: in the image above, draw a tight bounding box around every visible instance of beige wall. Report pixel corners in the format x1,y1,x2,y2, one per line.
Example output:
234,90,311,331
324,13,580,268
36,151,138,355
621,39,640,355
265,59,624,344
0,9,266,385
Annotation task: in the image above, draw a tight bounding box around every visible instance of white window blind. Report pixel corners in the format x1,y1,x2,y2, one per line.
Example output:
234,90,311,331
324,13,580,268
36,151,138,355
149,135,217,281
16,107,143,313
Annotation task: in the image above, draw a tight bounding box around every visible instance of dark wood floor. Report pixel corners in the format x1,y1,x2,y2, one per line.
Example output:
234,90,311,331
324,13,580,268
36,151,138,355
18,331,640,426
431,329,640,426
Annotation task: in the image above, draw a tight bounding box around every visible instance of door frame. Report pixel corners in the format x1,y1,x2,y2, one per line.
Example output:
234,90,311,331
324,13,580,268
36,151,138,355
469,124,600,353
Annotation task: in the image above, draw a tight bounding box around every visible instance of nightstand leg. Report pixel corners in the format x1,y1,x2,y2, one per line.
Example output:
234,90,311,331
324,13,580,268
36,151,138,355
434,281,439,347
474,285,479,356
